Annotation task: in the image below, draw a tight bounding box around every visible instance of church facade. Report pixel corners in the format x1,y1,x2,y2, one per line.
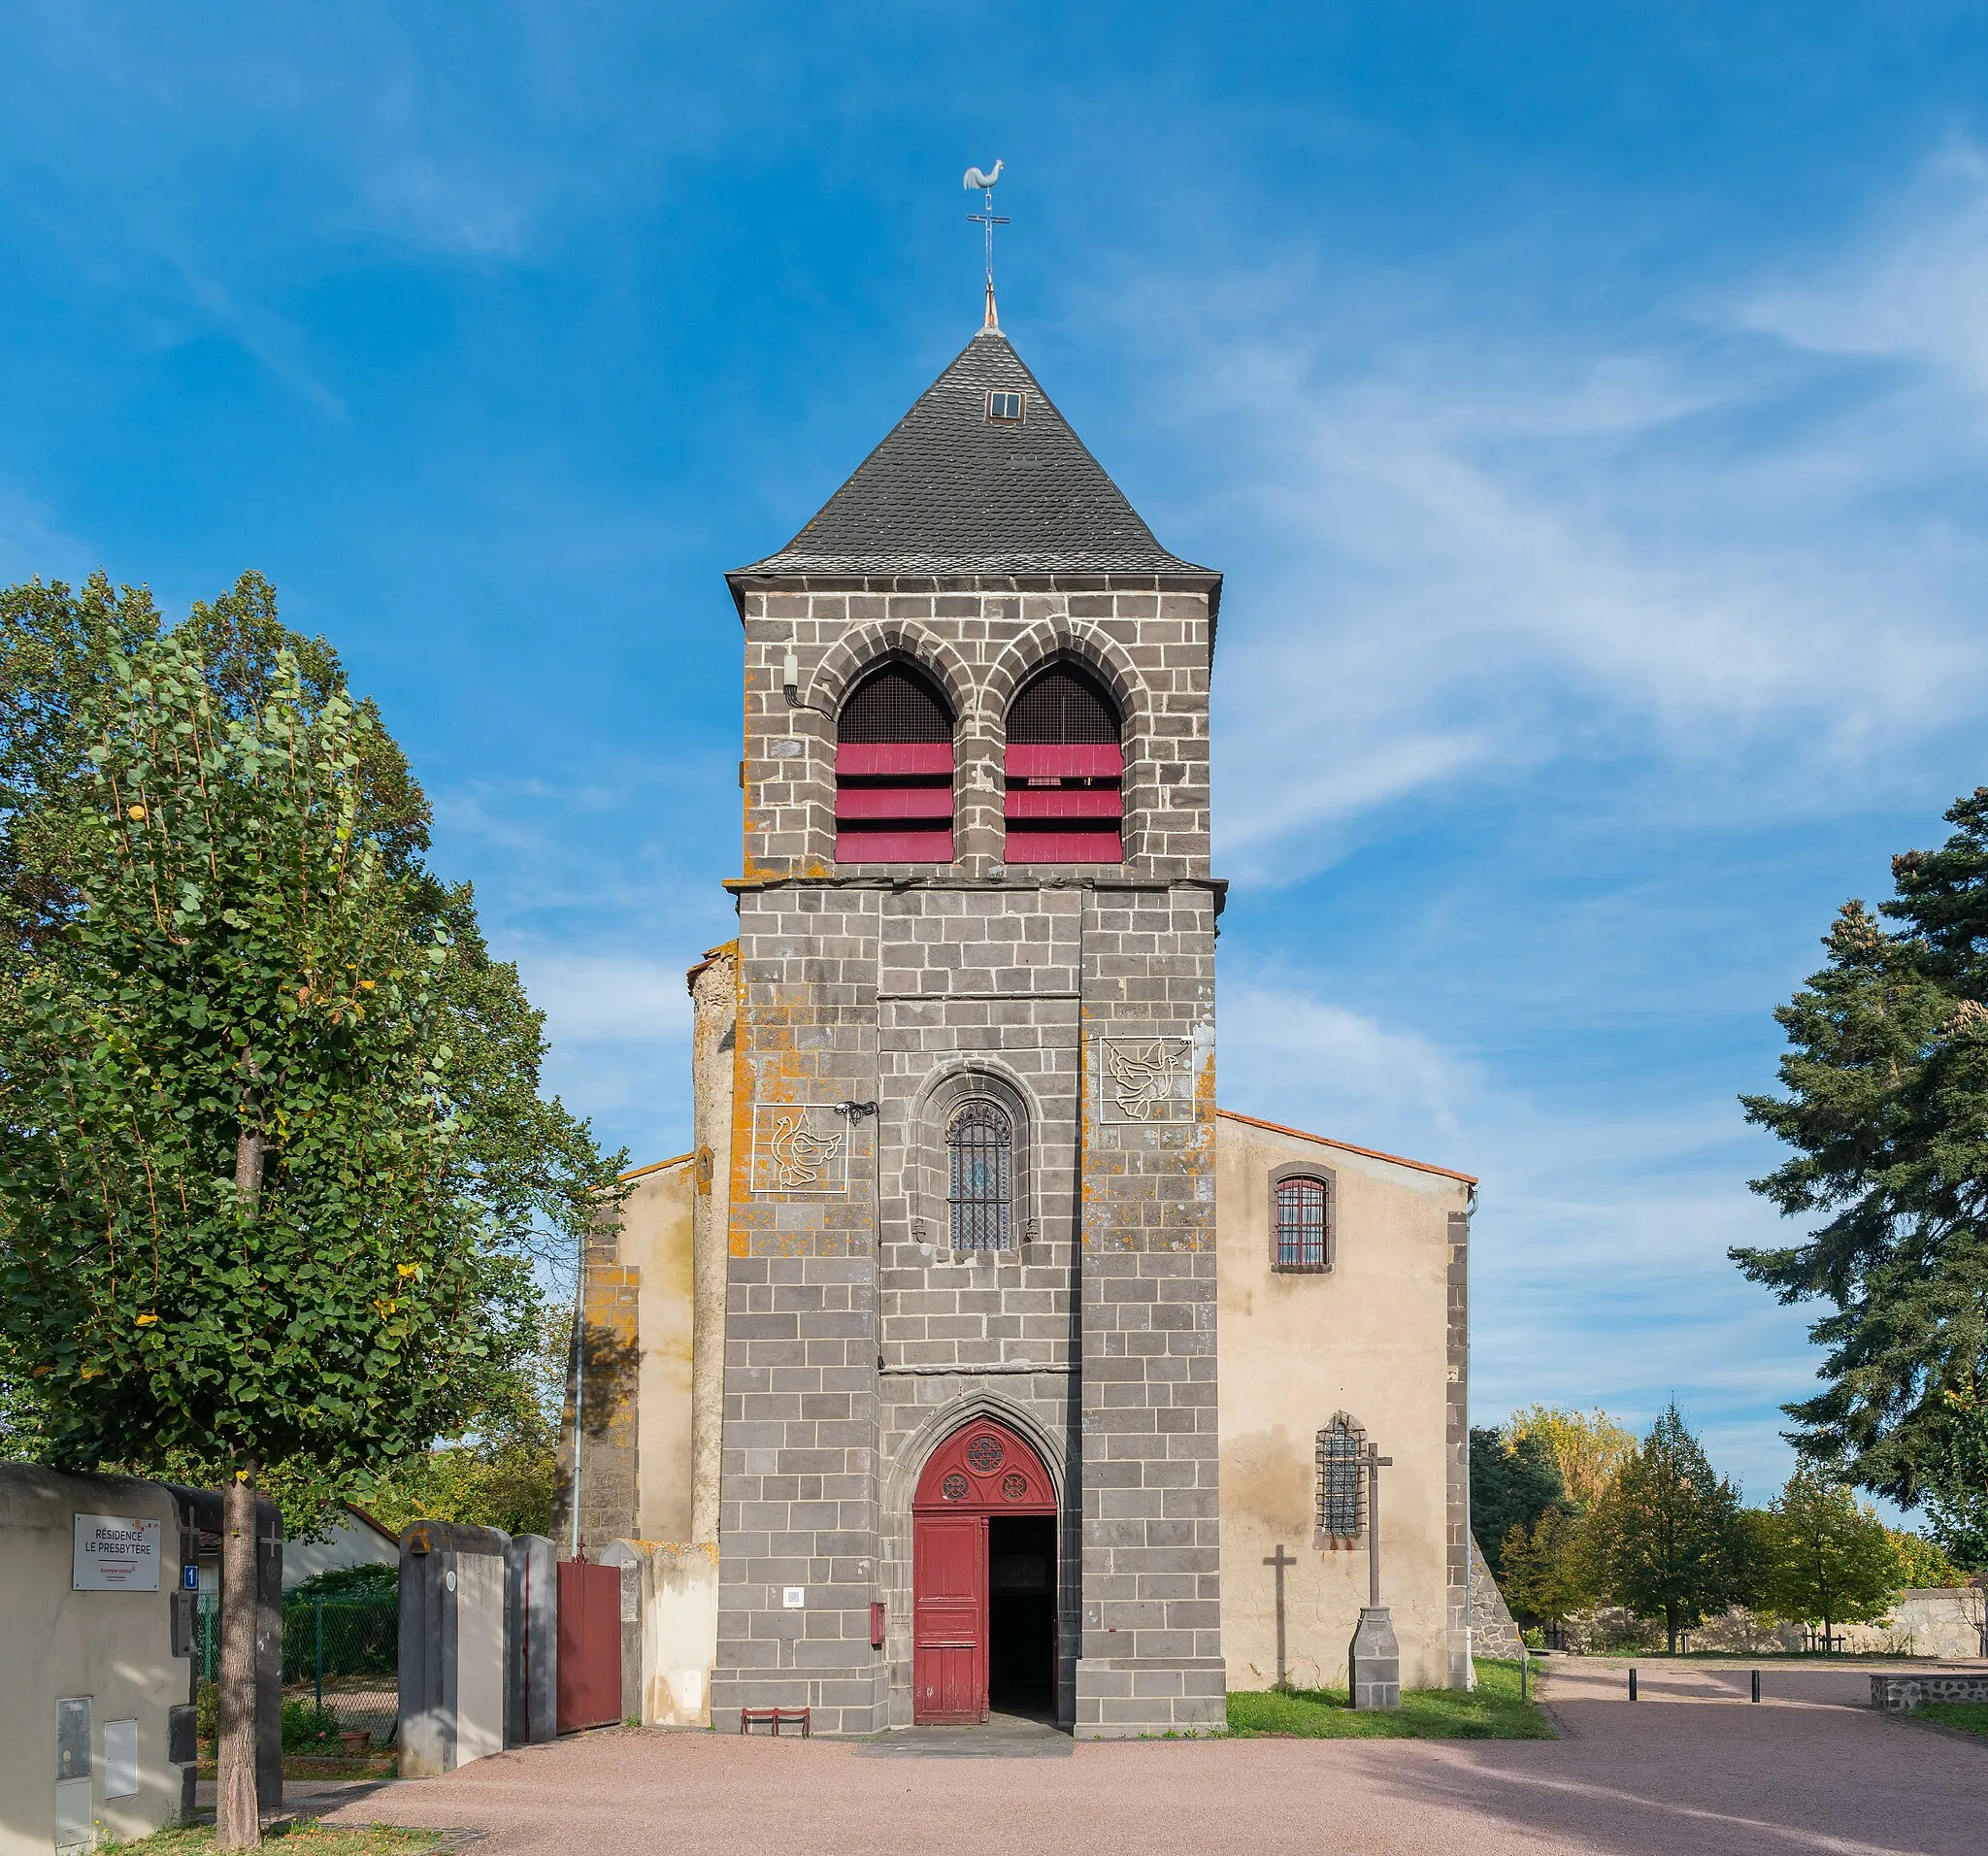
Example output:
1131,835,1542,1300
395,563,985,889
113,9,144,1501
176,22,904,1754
563,317,1476,1737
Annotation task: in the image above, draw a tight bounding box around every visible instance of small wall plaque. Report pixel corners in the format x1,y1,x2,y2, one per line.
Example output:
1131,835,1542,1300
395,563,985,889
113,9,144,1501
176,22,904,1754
72,1513,161,1591
782,1586,806,1609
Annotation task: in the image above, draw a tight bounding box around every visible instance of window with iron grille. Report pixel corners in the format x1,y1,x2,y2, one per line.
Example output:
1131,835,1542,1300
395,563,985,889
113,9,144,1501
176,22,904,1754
836,661,955,863
1004,660,1124,864
948,1100,1012,1251
1274,1176,1331,1272
1316,1414,1366,1542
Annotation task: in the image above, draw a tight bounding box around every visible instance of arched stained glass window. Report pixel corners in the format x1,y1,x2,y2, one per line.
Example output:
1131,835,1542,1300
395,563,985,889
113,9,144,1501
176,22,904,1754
947,1100,1012,1252
1275,1177,1331,1271
1316,1414,1366,1542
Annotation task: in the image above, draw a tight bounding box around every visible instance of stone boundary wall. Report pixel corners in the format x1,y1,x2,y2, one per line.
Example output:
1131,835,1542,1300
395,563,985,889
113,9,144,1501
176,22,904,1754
1871,1673,1988,1710
1467,1533,1523,1660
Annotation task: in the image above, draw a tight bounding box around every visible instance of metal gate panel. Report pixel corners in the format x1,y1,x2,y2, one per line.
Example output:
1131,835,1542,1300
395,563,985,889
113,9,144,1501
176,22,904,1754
555,1561,622,1734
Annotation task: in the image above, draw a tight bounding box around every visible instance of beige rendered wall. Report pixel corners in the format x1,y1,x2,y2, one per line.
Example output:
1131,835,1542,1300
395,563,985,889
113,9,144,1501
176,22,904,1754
600,1539,720,1726
0,1467,187,1856
621,1154,697,1544
1216,1113,1470,1692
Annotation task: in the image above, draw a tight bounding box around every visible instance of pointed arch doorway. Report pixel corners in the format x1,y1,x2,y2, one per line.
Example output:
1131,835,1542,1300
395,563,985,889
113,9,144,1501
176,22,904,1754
911,1418,1058,1724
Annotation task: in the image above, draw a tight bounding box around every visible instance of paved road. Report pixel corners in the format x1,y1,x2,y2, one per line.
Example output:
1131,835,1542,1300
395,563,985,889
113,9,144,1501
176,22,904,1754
307,1662,1983,1856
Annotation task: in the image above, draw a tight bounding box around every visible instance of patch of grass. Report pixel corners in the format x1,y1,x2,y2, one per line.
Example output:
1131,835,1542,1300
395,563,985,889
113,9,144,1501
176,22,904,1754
105,1823,437,1856
1910,1702,1988,1740
1226,1657,1552,1740
194,1757,396,1781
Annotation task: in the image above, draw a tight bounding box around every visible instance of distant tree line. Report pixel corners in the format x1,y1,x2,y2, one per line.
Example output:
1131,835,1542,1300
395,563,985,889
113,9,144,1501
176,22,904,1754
1472,1403,1969,1652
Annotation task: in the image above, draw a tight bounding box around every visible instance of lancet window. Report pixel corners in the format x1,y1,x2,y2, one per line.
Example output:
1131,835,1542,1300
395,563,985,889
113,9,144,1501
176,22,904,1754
835,661,955,863
1316,1413,1366,1543
1003,660,1124,864
947,1100,1013,1251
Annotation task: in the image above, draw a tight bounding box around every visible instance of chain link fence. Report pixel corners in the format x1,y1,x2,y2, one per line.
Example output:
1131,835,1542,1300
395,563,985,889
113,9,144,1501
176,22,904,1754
197,1592,399,1754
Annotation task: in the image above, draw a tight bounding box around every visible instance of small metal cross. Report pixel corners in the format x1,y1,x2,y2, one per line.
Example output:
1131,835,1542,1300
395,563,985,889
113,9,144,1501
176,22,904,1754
968,185,1010,329
1263,1542,1297,1689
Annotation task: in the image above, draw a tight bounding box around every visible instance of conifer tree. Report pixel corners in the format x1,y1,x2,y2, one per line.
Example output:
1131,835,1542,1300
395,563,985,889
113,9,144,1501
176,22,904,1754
1586,1403,1745,1651
1469,1424,1567,1576
1736,786,1988,1555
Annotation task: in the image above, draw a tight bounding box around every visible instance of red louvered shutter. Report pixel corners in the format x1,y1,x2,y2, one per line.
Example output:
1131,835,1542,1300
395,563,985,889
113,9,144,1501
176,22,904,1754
835,665,956,863
1003,748,1124,863
1003,664,1124,864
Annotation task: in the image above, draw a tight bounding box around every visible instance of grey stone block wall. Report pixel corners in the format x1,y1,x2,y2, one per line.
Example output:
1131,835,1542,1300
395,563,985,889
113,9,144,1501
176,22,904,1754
709,576,1225,1736
1446,1210,1473,1685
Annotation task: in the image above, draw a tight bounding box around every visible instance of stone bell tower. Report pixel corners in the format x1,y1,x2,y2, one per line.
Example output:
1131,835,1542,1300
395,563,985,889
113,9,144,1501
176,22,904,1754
707,315,1225,1737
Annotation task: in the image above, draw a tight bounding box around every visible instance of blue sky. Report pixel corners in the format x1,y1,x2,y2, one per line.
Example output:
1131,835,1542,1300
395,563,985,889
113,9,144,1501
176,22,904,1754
6,2,1988,1509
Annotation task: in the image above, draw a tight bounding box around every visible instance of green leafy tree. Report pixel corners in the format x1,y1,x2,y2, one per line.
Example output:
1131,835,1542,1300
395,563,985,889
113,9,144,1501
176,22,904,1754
1499,1504,1597,1630
1507,1405,1638,1511
1736,788,1988,1542
0,577,621,1844
1587,1403,1746,1651
1470,1424,1568,1577
1753,1469,1902,1642
1886,1526,1966,1588
361,1305,570,1537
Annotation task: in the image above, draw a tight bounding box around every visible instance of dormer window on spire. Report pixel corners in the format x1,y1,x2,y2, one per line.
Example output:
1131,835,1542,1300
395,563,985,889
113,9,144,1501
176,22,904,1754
986,389,1025,423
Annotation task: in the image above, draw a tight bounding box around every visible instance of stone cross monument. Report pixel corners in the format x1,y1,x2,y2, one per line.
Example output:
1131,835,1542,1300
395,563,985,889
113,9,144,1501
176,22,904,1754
1348,1441,1400,1709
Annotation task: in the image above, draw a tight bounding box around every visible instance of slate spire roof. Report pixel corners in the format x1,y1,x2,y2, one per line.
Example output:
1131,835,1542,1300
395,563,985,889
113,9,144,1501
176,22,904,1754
731,328,1213,580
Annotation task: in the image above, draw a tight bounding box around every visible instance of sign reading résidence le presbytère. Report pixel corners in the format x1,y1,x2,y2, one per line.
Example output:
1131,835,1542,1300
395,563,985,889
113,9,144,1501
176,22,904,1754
72,1512,162,1590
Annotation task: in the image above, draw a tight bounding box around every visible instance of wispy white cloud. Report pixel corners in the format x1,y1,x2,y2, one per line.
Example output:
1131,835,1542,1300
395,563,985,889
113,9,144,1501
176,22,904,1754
515,949,693,1045
1218,965,1817,1497
1219,977,1474,1147
1742,142,1988,395
1112,151,1988,883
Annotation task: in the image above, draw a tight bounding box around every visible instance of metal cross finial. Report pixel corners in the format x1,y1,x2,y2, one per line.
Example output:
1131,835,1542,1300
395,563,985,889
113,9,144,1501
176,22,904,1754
963,160,1009,329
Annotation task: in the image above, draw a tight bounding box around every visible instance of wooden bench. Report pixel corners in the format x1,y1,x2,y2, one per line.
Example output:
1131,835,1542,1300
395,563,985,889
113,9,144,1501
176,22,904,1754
739,1706,812,1738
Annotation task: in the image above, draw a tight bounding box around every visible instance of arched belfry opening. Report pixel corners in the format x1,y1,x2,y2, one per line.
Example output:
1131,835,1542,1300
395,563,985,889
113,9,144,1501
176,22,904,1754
836,659,956,863
1004,658,1124,864
911,1418,1057,1723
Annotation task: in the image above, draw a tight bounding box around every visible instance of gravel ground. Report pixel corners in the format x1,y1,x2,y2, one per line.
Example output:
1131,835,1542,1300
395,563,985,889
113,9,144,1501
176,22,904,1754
290,1661,1982,1856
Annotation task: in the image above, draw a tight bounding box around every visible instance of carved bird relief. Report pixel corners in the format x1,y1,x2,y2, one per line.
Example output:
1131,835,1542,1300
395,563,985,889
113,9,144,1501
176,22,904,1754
1106,1041,1180,1121
767,1112,845,1188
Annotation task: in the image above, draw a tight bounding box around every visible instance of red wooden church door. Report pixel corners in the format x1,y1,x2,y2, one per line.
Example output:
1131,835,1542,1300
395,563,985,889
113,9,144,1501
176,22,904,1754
911,1419,1056,1725
912,1516,984,1723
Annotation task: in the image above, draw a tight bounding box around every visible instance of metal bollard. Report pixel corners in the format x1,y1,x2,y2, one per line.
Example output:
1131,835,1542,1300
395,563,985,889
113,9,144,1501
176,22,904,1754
1751,1669,1760,1704
1629,1667,1638,1702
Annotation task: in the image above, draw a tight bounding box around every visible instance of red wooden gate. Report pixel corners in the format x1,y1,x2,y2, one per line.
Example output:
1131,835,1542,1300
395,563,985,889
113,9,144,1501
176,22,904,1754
911,1420,1055,1725
556,1560,622,1734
